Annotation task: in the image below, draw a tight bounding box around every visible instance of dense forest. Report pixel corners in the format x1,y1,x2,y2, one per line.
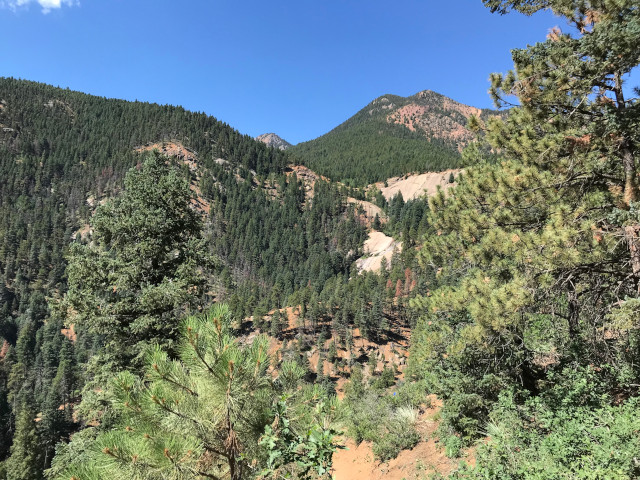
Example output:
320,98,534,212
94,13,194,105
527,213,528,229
0,79,369,478
1,0,640,478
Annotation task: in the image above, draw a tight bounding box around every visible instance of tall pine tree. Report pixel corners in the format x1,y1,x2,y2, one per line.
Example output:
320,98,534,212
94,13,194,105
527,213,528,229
411,0,640,442
60,153,215,368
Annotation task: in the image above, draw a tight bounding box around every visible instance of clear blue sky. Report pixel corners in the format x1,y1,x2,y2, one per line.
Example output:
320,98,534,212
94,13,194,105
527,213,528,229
1,1,566,144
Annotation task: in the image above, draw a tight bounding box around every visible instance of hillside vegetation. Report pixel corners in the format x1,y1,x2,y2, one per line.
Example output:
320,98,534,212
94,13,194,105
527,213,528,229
0,78,371,478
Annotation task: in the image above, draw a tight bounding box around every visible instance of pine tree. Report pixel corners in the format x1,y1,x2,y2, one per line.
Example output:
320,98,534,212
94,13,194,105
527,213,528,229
344,364,365,401
6,399,43,480
327,341,338,365
271,309,283,338
410,0,640,441
373,214,382,231
368,352,378,377
0,378,12,461
49,304,340,480
60,153,215,368
316,350,326,381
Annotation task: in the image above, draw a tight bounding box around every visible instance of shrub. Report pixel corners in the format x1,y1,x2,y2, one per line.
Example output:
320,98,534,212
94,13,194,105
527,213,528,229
345,390,421,461
372,366,396,389
372,410,420,461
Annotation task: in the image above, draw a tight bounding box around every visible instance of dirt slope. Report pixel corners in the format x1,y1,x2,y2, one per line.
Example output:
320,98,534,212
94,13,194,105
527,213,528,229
332,395,474,479
377,170,460,202
385,90,485,150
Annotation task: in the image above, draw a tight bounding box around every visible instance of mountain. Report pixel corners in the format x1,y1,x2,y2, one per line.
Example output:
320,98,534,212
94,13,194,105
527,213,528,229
290,90,496,185
255,132,292,150
0,77,370,325
0,78,381,471
0,76,290,468
0,78,484,477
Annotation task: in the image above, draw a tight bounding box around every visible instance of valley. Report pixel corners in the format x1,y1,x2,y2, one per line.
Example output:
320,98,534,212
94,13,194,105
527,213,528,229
0,77,469,479
1,4,640,476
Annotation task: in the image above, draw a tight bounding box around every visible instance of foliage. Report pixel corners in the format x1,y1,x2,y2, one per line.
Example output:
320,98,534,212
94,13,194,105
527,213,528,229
371,365,396,390
343,376,422,462
259,396,340,479
410,0,640,448
452,368,640,479
5,3,640,475
290,91,474,185
5,398,43,480
60,153,214,367
209,170,368,319
0,77,290,472
48,305,340,480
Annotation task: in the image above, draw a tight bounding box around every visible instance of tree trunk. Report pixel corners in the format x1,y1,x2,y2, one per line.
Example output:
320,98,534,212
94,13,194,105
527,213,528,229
613,72,640,291
625,225,640,293
622,143,637,205
567,287,580,339
614,71,637,205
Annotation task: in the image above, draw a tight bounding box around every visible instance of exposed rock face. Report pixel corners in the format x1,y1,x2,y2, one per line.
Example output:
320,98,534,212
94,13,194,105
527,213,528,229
356,231,402,273
286,165,329,200
375,169,460,202
381,90,491,151
255,133,292,150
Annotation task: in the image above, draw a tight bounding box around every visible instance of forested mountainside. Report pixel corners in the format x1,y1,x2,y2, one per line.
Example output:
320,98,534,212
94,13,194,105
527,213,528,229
290,90,495,185
2,0,640,477
0,76,295,347
0,77,443,478
0,77,280,472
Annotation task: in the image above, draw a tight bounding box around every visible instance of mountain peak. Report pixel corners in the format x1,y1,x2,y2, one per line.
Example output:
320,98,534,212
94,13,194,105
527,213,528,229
255,133,292,150
290,89,496,184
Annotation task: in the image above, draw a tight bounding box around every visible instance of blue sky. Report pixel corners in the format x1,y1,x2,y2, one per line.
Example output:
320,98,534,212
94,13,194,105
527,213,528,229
1,1,568,144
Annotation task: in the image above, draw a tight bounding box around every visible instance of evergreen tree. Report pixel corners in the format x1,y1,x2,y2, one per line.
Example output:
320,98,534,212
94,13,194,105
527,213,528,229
270,309,283,338
368,352,378,377
60,154,214,367
48,305,339,480
5,399,43,480
411,0,640,445
0,378,12,461
373,214,382,231
316,351,326,381
327,341,338,365
344,364,365,401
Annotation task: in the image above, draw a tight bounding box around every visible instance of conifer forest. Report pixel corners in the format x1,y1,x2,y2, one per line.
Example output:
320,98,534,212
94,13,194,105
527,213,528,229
1,0,640,478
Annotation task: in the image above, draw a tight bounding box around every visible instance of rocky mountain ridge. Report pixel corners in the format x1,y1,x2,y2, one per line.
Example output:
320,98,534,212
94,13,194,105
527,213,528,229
255,132,292,150
379,90,492,150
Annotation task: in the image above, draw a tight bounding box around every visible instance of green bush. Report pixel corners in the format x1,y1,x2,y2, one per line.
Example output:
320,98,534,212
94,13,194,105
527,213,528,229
372,413,421,461
371,366,396,390
345,390,421,461
452,368,640,479
346,393,387,444
392,380,430,408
